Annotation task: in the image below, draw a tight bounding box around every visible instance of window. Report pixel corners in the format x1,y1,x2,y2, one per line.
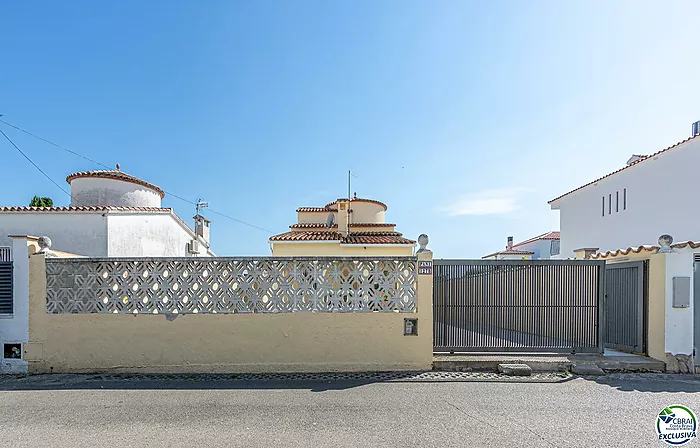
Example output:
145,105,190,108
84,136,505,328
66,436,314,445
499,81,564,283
0,257,12,315
550,240,561,256
602,196,605,216
616,191,619,212
623,188,627,210
608,194,612,215
3,343,21,360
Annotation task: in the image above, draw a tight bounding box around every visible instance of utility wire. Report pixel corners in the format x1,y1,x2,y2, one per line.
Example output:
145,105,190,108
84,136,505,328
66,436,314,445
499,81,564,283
0,128,75,200
0,119,112,169
0,119,274,233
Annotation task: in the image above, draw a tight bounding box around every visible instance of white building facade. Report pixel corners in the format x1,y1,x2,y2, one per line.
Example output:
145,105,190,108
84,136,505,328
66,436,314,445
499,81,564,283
0,169,214,257
483,232,560,260
550,132,700,259
1,169,215,372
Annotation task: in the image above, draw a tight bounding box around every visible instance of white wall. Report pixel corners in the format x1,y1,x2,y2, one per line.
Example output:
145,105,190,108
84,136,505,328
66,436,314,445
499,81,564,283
515,239,556,259
0,237,30,373
664,251,694,355
350,202,385,224
70,177,161,207
0,213,108,256
107,213,211,257
552,136,700,258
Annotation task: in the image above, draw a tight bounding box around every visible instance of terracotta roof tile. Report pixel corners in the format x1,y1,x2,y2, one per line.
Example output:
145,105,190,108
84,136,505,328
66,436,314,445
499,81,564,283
289,223,396,229
482,249,535,259
0,206,172,212
592,240,700,259
296,207,332,213
512,231,560,248
270,230,415,245
549,134,700,204
325,197,388,211
66,170,165,198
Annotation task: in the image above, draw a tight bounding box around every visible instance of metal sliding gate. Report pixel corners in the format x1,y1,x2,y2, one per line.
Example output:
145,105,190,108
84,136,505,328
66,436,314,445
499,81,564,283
604,261,645,353
433,260,605,353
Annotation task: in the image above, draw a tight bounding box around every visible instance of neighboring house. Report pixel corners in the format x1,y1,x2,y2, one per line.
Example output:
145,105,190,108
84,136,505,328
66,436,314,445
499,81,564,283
549,122,700,258
0,169,214,257
269,195,415,256
482,232,560,260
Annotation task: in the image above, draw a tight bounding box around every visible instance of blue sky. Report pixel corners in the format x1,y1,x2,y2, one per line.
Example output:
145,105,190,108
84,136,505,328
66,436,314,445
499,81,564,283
2,1,700,257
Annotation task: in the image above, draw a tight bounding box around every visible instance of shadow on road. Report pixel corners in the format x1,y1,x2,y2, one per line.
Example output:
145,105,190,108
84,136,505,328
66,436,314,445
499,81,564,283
576,373,700,393
0,372,445,392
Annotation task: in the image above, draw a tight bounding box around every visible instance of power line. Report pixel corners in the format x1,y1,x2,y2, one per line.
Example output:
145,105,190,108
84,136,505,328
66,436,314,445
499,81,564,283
0,119,274,233
0,128,75,200
0,119,112,169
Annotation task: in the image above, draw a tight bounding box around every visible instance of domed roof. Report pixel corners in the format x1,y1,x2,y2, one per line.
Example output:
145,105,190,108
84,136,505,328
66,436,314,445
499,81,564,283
66,170,165,198
324,197,387,211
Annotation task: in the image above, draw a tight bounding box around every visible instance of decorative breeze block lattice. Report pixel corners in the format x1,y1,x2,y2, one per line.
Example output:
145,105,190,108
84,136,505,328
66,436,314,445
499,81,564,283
46,258,417,314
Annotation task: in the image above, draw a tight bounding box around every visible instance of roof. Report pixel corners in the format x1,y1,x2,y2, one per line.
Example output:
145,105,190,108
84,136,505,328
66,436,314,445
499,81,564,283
325,197,388,211
289,222,396,229
66,170,165,198
482,249,535,259
296,206,333,213
548,133,700,204
592,241,700,259
512,231,560,248
270,230,415,245
0,206,172,212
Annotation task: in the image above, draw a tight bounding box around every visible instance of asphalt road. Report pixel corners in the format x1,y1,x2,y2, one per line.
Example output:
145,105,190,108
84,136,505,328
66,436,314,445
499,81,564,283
1,374,699,447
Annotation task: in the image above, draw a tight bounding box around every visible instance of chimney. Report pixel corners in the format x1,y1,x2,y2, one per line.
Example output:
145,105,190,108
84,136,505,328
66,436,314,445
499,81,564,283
336,199,350,237
626,154,646,166
507,236,513,250
574,247,599,260
193,214,211,244
693,121,700,137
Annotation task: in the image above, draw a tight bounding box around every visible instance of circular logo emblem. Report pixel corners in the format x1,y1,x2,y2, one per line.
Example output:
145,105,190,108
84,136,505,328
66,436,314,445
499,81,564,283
657,405,697,445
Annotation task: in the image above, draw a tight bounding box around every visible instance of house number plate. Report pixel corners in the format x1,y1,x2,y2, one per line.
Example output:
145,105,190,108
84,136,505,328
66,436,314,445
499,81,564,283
418,261,433,275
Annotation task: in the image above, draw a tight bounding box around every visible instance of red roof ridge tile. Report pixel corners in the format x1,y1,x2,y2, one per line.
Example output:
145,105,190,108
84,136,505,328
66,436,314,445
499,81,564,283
592,240,700,259
66,170,165,198
549,134,700,204
482,249,535,259
325,198,388,211
270,230,414,244
512,231,560,248
0,206,173,212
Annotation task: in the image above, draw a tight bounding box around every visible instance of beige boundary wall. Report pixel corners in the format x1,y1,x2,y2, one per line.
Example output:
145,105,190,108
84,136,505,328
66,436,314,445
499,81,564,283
24,252,433,374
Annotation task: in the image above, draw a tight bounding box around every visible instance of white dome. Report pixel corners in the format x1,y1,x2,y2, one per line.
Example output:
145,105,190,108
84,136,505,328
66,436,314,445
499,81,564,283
66,170,164,208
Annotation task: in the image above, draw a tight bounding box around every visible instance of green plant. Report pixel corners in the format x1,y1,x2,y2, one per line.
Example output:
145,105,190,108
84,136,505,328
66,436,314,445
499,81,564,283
29,196,53,207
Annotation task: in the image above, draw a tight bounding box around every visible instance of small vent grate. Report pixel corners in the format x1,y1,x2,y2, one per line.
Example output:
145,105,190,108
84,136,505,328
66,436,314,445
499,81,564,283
694,254,700,262
0,247,11,262
0,262,12,314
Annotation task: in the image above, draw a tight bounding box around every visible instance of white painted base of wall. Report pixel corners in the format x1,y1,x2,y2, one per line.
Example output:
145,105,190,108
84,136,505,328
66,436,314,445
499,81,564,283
0,358,27,374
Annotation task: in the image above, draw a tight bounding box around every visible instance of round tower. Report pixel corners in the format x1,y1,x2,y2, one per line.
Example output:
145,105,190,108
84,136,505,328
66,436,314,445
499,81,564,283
66,168,164,207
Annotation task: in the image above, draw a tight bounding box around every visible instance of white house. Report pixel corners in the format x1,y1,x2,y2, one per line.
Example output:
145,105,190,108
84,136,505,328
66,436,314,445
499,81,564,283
483,232,560,260
549,124,700,259
0,168,216,373
0,169,215,257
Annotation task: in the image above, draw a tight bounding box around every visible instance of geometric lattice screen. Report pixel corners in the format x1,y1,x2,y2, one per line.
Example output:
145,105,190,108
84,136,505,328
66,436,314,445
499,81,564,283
46,257,417,314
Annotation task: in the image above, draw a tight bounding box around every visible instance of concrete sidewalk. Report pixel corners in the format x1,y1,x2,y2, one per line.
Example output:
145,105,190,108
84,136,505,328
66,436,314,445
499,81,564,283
434,352,665,373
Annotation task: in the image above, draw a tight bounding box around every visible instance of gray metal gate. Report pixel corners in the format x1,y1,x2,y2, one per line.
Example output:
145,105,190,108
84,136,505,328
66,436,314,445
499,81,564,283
433,260,605,353
604,261,645,353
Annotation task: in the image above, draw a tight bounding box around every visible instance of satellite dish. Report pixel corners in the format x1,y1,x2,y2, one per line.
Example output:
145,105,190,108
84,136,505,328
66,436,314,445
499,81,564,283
327,213,336,228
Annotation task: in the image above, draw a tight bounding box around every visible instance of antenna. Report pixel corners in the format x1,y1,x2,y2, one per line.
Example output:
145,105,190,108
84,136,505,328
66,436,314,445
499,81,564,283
348,170,357,200
195,198,209,216
326,213,336,228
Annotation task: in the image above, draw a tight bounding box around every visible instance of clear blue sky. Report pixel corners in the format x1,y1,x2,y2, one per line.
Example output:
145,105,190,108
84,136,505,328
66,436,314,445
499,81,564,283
2,1,699,257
